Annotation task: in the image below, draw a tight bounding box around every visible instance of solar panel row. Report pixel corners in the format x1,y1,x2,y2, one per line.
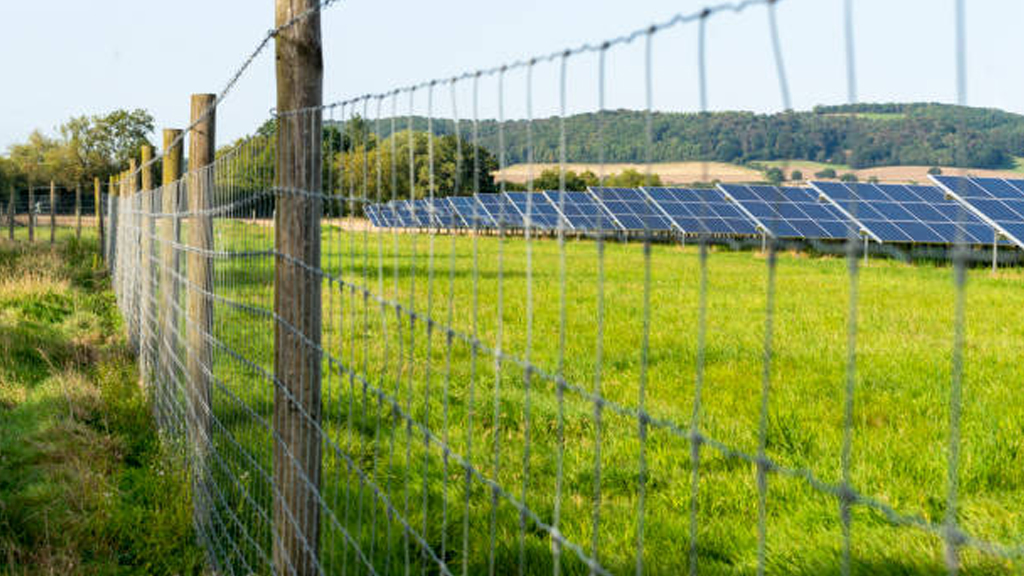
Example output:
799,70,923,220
359,180,1024,248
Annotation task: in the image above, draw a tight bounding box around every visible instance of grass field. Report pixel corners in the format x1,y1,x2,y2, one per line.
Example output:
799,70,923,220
169,219,1024,575
0,233,203,575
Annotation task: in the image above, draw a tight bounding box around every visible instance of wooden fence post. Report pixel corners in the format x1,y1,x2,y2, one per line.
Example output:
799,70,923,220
75,183,82,239
107,175,116,265
27,183,34,242
187,94,216,530
273,1,323,573
49,181,56,244
6,184,13,241
95,177,104,259
159,129,183,403
140,145,155,381
128,159,139,351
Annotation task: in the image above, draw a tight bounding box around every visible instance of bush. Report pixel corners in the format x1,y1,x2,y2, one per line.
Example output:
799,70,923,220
790,170,803,181
764,167,785,184
814,168,837,179
840,172,859,182
928,166,943,175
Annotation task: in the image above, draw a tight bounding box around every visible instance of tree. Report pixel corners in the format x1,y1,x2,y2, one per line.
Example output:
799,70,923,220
528,168,599,191
814,167,837,179
336,130,498,210
790,169,803,181
764,167,785,184
840,172,859,182
928,166,943,175
603,168,662,188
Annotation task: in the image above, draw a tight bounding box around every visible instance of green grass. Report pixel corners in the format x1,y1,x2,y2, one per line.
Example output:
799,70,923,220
181,220,1024,575
0,233,204,575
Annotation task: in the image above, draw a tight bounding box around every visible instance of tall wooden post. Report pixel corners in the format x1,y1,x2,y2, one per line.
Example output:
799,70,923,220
95,177,104,258
6,184,13,240
140,146,155,380
49,181,56,244
107,175,116,266
75,183,82,239
274,2,323,574
159,129,183,396
128,159,139,351
27,183,34,242
187,94,216,530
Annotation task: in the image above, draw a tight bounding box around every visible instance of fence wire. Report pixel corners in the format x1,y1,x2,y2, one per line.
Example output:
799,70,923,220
90,1,1024,575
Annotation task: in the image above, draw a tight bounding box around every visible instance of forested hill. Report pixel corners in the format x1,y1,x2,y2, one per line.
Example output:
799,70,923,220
349,103,1024,170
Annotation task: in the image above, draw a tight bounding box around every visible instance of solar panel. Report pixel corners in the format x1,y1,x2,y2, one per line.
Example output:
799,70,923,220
588,187,672,232
448,196,497,228
503,192,563,230
364,204,385,228
542,190,621,231
643,187,759,235
425,197,461,228
718,184,863,240
393,200,423,227
931,175,1024,248
476,193,521,227
813,181,997,245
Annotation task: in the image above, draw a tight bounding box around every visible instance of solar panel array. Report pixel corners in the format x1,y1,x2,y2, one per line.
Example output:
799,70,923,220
361,183,1010,249
812,181,997,245
719,184,866,240
932,176,1024,248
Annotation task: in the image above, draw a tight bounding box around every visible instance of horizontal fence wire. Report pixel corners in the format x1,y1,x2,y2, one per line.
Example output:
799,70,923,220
88,1,1024,575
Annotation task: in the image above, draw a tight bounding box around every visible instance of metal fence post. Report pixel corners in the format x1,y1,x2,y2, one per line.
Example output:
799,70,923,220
187,93,216,534
273,1,323,573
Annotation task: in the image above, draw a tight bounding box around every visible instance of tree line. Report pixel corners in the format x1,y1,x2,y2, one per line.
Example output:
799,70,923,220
360,102,1024,170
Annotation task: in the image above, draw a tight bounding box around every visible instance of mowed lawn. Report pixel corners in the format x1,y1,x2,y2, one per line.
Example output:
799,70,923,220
194,219,1024,575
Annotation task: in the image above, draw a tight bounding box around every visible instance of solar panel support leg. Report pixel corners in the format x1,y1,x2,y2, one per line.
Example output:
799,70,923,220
863,236,869,265
992,232,998,273
761,232,766,253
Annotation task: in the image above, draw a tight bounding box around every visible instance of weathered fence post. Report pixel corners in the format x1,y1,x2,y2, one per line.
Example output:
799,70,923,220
273,1,323,573
140,145,155,382
6,184,13,241
159,129,183,409
187,93,216,531
27,183,34,242
128,159,139,352
75,182,82,239
95,177,104,259
107,175,116,266
49,181,56,245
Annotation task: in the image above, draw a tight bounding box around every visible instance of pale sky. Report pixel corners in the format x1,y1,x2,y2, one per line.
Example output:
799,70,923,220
2,0,1023,151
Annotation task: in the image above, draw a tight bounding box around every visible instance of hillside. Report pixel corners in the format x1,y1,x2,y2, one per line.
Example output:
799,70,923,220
352,103,1024,171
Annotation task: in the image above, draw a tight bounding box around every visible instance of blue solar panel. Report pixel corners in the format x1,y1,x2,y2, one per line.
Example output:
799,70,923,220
542,190,620,232
476,193,521,227
364,204,385,228
426,197,461,227
447,196,496,228
815,181,997,245
503,192,563,229
932,176,1024,248
386,201,417,228
643,187,759,235
719,184,861,240
589,187,672,231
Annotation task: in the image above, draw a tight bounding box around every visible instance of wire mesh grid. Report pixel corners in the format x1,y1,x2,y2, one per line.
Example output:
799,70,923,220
93,0,1024,574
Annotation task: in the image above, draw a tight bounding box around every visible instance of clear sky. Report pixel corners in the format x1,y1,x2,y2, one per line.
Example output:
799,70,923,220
1,0,1023,151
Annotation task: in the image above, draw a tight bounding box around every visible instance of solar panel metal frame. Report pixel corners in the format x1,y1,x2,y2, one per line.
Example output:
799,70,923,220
364,203,385,228
641,186,760,236
541,190,622,232
812,180,997,246
502,191,566,230
718,184,875,242
587,187,672,232
447,195,497,228
930,175,1024,249
424,197,460,228
394,200,424,228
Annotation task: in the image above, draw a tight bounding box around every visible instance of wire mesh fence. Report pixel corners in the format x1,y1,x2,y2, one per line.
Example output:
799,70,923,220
86,0,1024,574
